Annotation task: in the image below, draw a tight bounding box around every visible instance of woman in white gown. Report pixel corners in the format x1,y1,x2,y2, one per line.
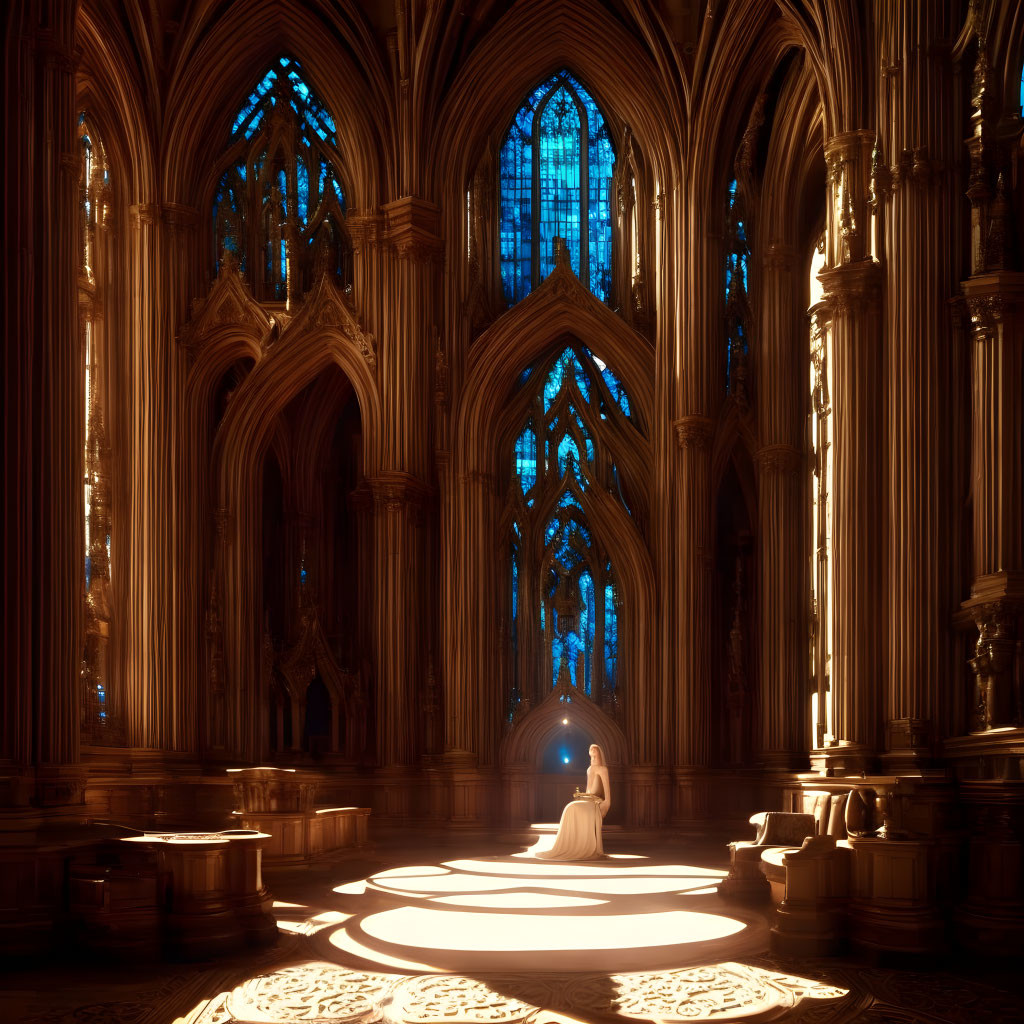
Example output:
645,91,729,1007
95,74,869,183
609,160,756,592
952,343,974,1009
533,744,611,861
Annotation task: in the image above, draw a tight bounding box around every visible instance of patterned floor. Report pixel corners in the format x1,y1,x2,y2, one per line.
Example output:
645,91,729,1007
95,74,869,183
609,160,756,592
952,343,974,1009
3,830,1021,1024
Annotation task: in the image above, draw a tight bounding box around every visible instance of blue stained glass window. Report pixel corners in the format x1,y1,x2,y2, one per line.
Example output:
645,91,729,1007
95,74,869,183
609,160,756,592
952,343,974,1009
511,548,519,622
604,579,618,687
214,56,347,298
543,348,591,411
297,158,309,221
557,433,583,480
510,345,636,706
726,178,749,296
515,422,537,493
558,490,584,514
580,570,595,695
500,71,615,305
725,177,750,389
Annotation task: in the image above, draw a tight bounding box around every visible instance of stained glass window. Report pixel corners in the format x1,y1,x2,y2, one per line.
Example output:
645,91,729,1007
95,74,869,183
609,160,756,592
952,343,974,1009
725,178,750,395
214,57,348,302
507,344,637,720
500,71,614,305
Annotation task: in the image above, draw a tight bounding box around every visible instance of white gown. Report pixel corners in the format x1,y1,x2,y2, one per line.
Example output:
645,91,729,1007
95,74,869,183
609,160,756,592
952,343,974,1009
534,766,609,861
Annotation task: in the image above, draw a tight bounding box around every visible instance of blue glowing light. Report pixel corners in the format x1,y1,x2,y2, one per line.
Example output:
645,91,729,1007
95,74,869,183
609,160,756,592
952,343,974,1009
214,57,346,293
500,71,614,305
511,346,627,702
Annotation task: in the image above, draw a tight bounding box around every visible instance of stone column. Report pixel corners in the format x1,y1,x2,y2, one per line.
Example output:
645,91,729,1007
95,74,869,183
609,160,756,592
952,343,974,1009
370,197,440,768
1,15,85,806
756,243,807,767
123,201,193,752
881,4,961,765
817,129,886,769
961,282,1024,730
673,415,714,772
756,443,805,765
958,27,1024,736
366,473,430,767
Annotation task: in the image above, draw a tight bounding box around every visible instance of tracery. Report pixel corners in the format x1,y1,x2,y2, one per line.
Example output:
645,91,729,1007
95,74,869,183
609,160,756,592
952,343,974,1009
725,177,751,396
213,56,349,303
499,71,615,305
507,345,637,721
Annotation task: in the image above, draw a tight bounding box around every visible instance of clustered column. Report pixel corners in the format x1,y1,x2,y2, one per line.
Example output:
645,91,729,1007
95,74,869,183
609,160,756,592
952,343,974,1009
880,3,962,764
756,244,806,767
371,198,441,769
817,130,886,769
1,12,85,807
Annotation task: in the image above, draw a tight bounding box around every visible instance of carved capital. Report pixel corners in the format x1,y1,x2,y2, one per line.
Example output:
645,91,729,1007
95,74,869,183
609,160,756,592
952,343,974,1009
366,472,433,515
966,293,1004,337
818,260,882,315
129,203,159,228
756,444,801,476
674,415,714,451
891,147,944,191
348,210,385,250
962,275,1024,342
383,196,444,262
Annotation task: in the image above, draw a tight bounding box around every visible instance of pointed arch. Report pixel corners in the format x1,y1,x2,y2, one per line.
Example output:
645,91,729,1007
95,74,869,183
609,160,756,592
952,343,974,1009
161,4,388,212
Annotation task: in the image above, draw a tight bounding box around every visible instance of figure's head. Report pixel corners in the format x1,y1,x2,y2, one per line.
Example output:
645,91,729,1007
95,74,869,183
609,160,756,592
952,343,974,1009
589,744,605,766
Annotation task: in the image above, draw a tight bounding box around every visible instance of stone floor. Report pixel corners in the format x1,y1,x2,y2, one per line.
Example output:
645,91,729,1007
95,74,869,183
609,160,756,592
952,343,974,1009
2,826,1022,1024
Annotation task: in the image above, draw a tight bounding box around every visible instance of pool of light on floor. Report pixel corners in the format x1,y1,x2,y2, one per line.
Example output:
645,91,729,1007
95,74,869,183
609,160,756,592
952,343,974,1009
356,906,746,953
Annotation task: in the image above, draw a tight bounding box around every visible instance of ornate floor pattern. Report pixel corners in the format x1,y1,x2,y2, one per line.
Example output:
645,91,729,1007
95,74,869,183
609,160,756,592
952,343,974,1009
4,832,1023,1024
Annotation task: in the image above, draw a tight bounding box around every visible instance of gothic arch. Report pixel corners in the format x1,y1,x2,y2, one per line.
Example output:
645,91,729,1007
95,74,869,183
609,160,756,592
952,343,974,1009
77,5,156,201
456,262,655,476
501,683,628,769
444,261,656,769
431,0,680,193
206,291,380,760
160,3,386,209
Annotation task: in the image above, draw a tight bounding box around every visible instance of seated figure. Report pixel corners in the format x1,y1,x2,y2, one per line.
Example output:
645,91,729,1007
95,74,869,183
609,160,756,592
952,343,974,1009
531,743,611,861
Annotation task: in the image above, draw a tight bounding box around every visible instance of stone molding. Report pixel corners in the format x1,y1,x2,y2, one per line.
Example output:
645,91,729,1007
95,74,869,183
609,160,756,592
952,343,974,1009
756,444,801,476
674,415,714,450
383,196,444,262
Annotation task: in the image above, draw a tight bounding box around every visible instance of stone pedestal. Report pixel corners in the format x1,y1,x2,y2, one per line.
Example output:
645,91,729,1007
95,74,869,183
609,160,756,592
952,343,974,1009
123,829,275,959
847,836,953,953
955,780,1024,953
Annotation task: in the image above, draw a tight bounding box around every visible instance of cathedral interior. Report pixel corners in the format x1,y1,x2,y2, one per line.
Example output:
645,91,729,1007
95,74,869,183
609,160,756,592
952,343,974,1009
4,0,1024,1021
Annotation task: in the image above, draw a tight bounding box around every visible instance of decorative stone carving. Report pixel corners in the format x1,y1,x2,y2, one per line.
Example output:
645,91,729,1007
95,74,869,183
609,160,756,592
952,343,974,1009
674,415,714,450
288,271,377,370
969,602,1022,731
179,256,270,355
383,196,444,263
755,444,800,477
